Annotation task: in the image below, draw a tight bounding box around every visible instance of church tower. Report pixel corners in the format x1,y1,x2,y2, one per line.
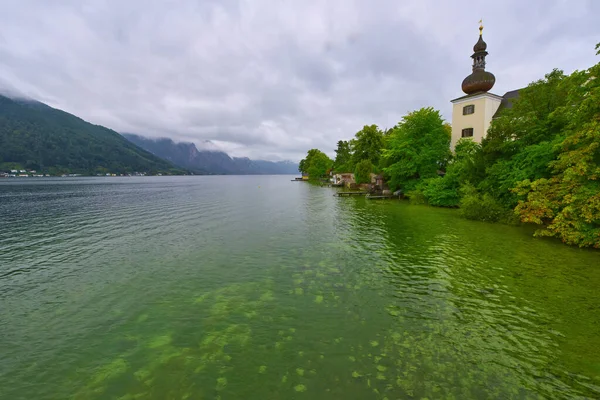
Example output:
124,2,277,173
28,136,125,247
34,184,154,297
450,22,502,148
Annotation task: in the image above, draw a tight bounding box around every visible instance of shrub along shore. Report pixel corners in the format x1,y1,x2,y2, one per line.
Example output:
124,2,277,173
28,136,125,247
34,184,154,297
299,43,600,248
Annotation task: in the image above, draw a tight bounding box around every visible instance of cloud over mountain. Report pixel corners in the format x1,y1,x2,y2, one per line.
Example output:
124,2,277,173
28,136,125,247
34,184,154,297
1,0,598,161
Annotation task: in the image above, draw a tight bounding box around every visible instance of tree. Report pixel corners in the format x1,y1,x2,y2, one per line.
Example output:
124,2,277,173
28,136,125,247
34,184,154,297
354,159,373,184
298,149,321,174
478,69,574,207
381,107,451,191
351,125,384,167
447,139,482,184
332,140,353,172
307,152,333,179
298,158,307,174
419,138,479,207
299,148,333,179
513,54,600,248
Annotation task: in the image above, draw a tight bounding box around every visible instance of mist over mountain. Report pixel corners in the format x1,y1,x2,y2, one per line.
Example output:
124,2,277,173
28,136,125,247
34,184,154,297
0,94,182,175
122,134,298,175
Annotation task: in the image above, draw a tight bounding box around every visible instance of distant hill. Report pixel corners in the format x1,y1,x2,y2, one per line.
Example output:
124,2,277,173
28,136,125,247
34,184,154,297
123,134,299,175
0,95,184,175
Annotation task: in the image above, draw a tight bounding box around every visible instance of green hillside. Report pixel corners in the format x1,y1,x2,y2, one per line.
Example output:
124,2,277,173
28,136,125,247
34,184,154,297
0,95,184,175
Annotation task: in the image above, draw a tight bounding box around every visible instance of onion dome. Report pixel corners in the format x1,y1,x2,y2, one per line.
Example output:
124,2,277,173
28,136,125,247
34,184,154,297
461,23,495,95
462,70,496,94
473,35,487,52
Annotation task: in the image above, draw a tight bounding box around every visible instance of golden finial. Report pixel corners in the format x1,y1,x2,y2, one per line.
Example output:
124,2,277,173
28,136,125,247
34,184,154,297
479,19,483,35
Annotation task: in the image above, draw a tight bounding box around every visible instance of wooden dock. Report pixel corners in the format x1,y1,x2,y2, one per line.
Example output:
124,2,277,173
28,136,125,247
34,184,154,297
335,191,367,197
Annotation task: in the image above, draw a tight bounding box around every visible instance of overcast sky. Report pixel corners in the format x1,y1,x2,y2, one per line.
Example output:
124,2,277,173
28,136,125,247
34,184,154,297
0,0,598,161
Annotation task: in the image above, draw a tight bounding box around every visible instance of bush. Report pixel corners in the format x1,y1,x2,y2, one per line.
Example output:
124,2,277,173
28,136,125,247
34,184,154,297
458,184,507,222
407,188,427,205
422,177,460,207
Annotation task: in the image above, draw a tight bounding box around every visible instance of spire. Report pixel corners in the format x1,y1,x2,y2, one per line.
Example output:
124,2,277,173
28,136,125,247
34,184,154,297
461,22,496,95
472,21,488,68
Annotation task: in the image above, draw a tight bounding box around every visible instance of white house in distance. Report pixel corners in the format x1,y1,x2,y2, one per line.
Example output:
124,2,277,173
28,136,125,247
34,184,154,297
450,23,519,148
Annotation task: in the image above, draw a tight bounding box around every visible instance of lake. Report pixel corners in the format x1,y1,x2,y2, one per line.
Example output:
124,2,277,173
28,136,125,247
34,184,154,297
1,176,599,399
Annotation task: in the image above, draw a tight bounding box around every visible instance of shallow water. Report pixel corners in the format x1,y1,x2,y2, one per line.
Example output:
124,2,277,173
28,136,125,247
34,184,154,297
1,176,599,399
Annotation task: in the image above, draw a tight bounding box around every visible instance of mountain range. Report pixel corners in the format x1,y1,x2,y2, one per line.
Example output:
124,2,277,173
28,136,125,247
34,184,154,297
0,93,298,175
0,95,183,175
123,134,299,175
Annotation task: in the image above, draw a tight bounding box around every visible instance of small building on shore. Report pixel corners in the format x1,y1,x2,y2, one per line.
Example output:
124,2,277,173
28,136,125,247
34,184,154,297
332,172,355,186
370,174,384,187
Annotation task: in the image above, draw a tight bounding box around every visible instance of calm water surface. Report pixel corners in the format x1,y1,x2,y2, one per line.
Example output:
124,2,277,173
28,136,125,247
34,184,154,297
1,176,599,399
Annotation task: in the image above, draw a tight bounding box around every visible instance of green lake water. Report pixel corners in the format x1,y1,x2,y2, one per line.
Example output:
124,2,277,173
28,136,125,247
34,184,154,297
1,176,599,399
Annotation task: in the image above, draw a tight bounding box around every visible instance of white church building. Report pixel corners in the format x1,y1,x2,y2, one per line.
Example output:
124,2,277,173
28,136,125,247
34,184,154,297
450,23,520,148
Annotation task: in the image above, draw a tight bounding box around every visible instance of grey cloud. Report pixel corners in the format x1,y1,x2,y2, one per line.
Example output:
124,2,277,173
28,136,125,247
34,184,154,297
0,0,598,162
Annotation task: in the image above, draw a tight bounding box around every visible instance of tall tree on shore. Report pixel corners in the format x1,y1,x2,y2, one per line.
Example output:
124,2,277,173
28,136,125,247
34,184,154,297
332,140,353,172
298,159,307,174
381,107,451,191
351,125,384,167
354,159,373,184
299,149,333,179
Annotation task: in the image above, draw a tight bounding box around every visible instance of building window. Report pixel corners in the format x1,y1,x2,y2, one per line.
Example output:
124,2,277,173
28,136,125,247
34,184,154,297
461,128,474,137
463,105,475,115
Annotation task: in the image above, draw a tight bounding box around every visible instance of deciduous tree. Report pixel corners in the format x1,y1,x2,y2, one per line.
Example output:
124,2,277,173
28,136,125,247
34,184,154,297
514,54,600,247
381,107,450,191
332,140,353,172
299,149,333,179
351,125,384,167
354,159,373,184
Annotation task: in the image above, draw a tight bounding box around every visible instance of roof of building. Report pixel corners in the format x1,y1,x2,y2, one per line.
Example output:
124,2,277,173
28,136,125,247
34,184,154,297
451,91,502,103
473,34,487,53
492,89,521,118
461,27,496,95
462,69,496,94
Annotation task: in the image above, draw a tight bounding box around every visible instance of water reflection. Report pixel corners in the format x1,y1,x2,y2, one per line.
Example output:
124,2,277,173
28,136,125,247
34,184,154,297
0,178,599,399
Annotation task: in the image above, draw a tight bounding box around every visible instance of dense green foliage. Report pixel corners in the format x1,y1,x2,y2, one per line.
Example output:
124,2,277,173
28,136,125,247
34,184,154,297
299,149,333,179
478,69,572,208
332,140,353,172
350,125,384,168
512,56,600,247
420,139,481,207
458,183,510,223
0,95,183,175
423,46,599,247
381,108,451,191
420,177,459,207
354,159,373,184
299,43,599,247
301,125,384,180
